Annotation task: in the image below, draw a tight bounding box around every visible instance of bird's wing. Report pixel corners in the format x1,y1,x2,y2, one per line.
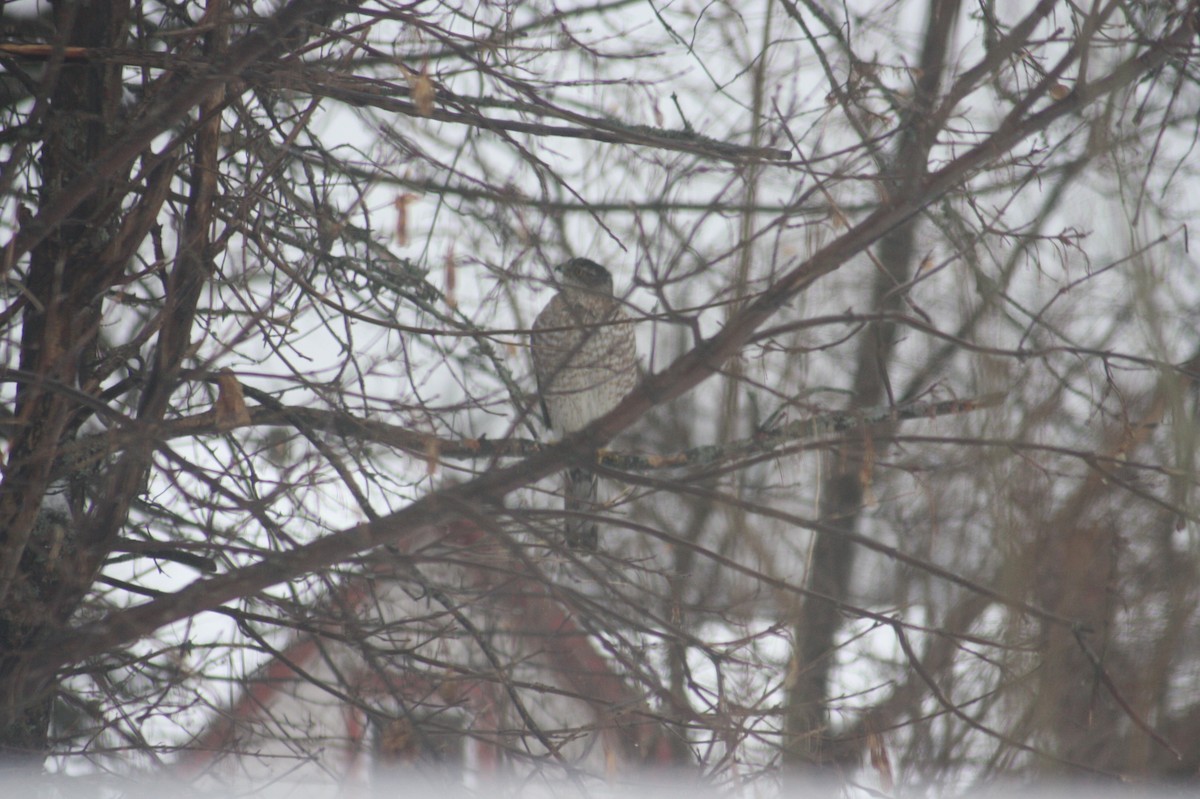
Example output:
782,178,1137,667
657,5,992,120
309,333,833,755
530,311,554,429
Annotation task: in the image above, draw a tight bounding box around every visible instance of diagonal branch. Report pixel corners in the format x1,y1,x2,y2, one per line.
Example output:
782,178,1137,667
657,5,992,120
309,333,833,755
6,8,1196,720
0,0,341,273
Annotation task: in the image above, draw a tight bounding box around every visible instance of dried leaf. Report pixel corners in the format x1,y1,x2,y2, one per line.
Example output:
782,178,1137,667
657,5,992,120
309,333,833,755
407,63,436,116
424,437,441,476
783,653,801,689
378,718,416,761
444,245,457,308
394,193,417,246
604,739,619,778
438,672,465,704
868,728,894,793
1048,82,1071,100
214,369,251,429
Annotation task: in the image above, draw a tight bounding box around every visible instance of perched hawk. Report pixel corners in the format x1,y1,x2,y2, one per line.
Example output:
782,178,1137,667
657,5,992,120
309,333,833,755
531,258,637,550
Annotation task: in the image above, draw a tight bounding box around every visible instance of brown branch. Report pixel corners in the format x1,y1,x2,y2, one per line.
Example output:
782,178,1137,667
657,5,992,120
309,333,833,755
0,44,791,164
5,8,1194,718
1070,626,1182,761
0,0,342,272
601,392,1005,471
77,1,230,591
603,462,1082,629
37,389,1001,481
891,620,1114,777
176,518,685,770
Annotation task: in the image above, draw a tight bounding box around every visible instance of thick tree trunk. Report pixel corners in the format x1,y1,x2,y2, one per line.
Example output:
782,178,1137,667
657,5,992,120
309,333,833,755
0,0,131,763
784,0,961,773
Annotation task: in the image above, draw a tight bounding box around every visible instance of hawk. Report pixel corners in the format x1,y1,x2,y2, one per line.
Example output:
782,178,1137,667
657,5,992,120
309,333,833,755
531,258,637,550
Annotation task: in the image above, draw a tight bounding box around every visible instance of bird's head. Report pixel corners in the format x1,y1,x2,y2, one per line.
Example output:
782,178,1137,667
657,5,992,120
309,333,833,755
556,258,614,296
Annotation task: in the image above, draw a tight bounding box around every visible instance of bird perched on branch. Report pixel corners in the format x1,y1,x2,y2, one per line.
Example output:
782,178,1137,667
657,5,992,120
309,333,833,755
531,258,637,550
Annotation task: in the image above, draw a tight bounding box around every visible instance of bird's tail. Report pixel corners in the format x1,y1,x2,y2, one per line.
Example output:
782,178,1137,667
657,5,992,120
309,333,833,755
564,467,599,551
